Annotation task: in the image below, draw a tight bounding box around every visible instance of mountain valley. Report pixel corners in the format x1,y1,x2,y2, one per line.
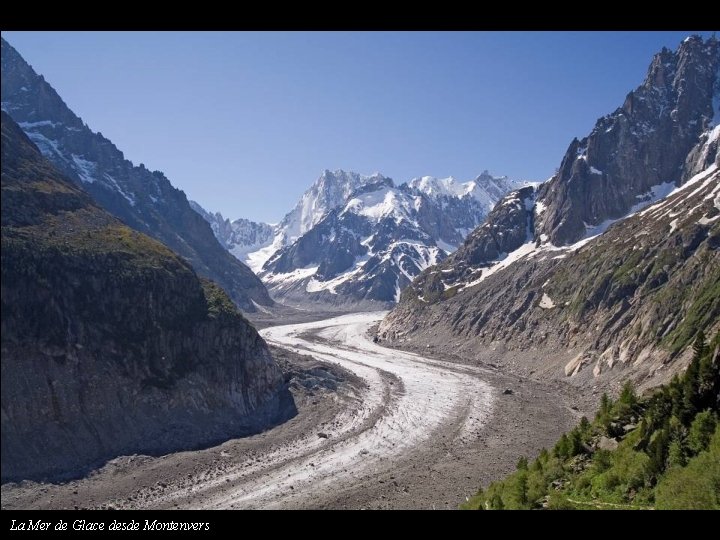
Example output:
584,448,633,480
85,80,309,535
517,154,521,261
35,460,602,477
1,33,718,511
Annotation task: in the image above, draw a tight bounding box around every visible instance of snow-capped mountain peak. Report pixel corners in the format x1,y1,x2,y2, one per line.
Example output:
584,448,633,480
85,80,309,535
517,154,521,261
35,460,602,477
341,177,420,225
279,169,390,243
408,175,465,199
260,169,522,306
407,171,521,213
193,169,391,273
194,164,523,307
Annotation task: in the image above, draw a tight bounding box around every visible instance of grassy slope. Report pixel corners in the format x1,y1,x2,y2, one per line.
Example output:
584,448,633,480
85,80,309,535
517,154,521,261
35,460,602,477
462,332,720,510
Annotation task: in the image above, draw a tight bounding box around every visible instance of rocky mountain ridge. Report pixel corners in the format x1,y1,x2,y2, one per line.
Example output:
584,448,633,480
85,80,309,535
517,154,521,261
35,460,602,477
380,36,720,392
189,200,275,267
537,34,719,246
1,112,283,482
254,170,521,306
0,37,271,311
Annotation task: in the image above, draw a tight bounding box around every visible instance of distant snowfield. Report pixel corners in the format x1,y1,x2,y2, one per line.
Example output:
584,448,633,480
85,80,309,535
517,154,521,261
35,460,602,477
172,312,494,509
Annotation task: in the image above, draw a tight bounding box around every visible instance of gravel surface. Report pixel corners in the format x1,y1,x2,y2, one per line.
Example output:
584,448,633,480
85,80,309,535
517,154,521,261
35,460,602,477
2,313,582,510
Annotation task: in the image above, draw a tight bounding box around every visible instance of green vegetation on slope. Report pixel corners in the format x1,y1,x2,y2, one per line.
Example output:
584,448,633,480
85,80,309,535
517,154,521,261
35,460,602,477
462,331,720,510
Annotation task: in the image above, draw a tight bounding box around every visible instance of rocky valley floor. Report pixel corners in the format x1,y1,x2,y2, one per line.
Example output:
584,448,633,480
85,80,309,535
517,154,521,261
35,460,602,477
2,313,583,510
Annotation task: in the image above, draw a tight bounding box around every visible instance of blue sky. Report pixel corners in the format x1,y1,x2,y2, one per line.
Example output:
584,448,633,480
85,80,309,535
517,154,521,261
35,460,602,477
2,31,712,222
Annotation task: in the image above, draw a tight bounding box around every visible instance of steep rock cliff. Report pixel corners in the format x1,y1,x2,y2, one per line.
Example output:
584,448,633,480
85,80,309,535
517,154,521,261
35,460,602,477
381,37,720,392
1,112,282,482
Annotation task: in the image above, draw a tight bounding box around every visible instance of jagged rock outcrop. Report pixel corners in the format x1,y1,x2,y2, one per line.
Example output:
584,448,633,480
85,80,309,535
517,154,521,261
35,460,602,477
381,36,720,391
537,35,719,246
1,112,283,482
407,186,536,304
449,186,536,266
0,37,271,311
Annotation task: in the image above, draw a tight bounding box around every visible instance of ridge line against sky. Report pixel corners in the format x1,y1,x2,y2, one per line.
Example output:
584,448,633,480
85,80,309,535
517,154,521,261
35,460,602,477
2,31,713,223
